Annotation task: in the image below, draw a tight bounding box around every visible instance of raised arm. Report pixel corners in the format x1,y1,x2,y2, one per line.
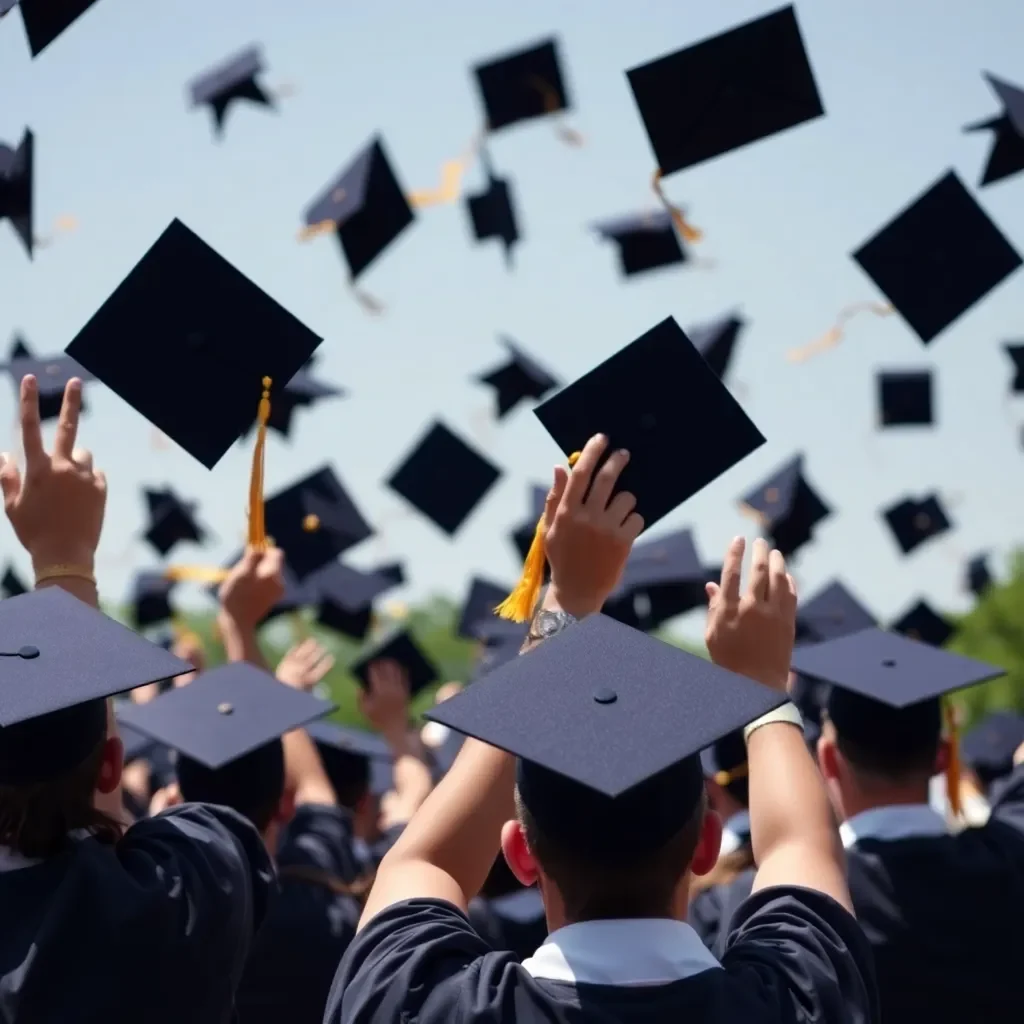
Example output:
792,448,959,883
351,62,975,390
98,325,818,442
216,547,285,669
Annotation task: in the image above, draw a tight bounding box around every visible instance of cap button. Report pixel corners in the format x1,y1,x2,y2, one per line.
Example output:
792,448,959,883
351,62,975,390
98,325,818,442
217,701,234,715
18,645,39,659
881,658,897,668
593,688,617,705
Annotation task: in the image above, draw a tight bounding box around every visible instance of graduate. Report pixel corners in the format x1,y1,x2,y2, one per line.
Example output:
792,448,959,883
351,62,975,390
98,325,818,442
325,435,878,1024
0,375,274,1022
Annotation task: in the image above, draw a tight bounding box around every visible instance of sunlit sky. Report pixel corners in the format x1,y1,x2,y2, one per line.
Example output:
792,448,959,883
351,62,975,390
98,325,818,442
1,0,1022,643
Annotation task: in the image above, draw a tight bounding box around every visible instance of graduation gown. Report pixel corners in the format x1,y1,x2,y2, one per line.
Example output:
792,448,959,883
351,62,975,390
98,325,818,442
0,803,273,1024
324,887,877,1023
468,885,548,960
699,765,1024,1024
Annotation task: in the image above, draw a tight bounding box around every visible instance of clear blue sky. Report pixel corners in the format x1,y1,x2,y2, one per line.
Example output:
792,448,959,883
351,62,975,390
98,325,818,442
2,0,1022,644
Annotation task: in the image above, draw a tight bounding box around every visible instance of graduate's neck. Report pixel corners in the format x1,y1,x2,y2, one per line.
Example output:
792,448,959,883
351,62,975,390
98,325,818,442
837,775,931,821
538,872,692,932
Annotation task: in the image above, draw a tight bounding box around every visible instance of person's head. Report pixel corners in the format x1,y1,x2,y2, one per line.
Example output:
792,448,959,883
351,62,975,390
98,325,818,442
314,744,377,839
0,700,125,859
817,691,948,821
499,758,722,929
701,730,749,822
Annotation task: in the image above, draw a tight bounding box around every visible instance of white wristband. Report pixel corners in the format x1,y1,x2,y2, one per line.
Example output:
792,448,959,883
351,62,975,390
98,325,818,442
743,702,804,743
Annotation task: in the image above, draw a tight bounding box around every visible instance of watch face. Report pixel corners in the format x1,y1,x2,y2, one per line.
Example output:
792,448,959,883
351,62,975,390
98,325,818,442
537,610,574,636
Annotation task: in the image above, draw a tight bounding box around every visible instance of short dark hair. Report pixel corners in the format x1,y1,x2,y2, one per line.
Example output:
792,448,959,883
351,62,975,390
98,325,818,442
0,736,123,859
836,729,940,782
515,788,706,922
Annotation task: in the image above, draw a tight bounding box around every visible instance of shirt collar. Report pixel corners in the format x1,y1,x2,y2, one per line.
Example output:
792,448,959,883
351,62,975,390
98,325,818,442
522,918,721,987
719,811,751,857
840,804,947,849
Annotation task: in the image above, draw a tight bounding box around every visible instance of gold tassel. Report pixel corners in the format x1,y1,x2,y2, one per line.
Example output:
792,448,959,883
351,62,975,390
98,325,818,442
529,75,584,146
164,565,229,585
495,452,581,622
713,763,750,787
248,377,272,550
297,220,338,243
787,302,894,364
408,133,482,209
652,169,702,243
945,701,963,819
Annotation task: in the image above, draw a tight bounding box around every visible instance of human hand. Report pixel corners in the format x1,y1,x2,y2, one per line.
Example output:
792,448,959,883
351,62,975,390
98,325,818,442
543,433,643,618
217,547,285,631
1014,739,1024,768
149,783,183,816
434,681,464,704
359,659,411,738
0,376,106,573
276,637,336,692
705,537,796,691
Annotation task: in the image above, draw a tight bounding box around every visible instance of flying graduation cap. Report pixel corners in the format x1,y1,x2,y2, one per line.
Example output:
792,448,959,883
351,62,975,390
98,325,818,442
3,350,95,422
510,484,548,563
740,454,830,558
456,576,511,640
465,147,519,267
311,560,401,641
889,600,954,648
965,553,993,598
965,73,1024,188
1004,342,1024,395
881,493,952,555
476,337,560,419
690,311,746,382
0,128,33,259
795,580,877,645
349,628,439,697
141,486,207,557
3,0,99,57
592,209,689,279
244,360,343,439
877,369,934,428
189,45,276,137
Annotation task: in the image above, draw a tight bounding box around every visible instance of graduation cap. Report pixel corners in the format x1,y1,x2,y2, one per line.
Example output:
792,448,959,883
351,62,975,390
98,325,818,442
301,137,415,294
3,352,96,422
626,5,824,177
690,312,745,382
64,218,323,470
700,729,748,792
304,720,392,800
1,564,28,598
796,580,877,645
965,73,1024,188
456,577,510,640
473,37,572,135
311,561,399,641
852,171,1022,346
386,421,502,536
8,334,31,361
510,485,548,563
142,487,206,557
881,494,951,555
265,466,373,580
427,614,784,862
252,363,343,439
466,147,519,267
739,454,830,558
349,628,438,697
374,562,406,587
1004,342,1024,395
965,553,993,598
961,711,1024,787
0,128,32,258
476,337,559,419
188,45,274,136
890,600,954,648
8,0,99,57
592,209,686,278
877,369,934,428
131,572,177,629
0,587,192,785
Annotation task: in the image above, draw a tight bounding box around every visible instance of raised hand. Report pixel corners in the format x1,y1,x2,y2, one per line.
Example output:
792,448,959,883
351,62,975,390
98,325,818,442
705,537,797,691
276,637,336,692
217,547,285,632
359,658,411,739
543,433,644,617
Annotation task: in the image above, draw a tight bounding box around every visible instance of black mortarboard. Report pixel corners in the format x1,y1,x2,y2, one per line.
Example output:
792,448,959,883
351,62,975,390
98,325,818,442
466,148,519,267
303,137,415,283
853,171,1022,345
265,466,373,579
0,128,32,258
64,219,323,469
311,561,399,641
1,565,28,599
626,5,824,177
1004,342,1024,394
964,73,1024,188
961,711,1024,787
474,38,571,134
304,720,391,800
386,421,502,536
427,614,783,862
142,486,206,557
690,312,745,381
374,562,406,587
877,369,933,427
740,454,830,557
476,337,559,419
4,352,95,422
118,662,334,770
13,0,98,57
890,599,954,648
469,632,524,683
592,209,686,278
510,485,548,562
188,45,273,136
700,729,748,793
456,577,510,640
8,335,32,361
881,493,951,555
349,629,438,697
796,580,877,645
965,553,993,598
131,572,176,629
0,588,191,785
535,317,765,531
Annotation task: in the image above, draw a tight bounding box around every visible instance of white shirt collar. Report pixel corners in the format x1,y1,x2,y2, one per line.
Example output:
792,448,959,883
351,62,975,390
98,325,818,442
719,811,751,857
522,918,721,987
0,828,92,873
840,804,947,849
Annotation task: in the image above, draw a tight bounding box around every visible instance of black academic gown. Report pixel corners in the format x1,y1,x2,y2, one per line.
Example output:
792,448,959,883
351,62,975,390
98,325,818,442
324,887,877,1023
468,886,549,961
698,766,1024,1024
0,803,273,1024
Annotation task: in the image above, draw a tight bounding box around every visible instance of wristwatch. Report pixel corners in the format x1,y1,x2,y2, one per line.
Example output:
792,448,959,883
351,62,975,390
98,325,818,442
526,608,578,646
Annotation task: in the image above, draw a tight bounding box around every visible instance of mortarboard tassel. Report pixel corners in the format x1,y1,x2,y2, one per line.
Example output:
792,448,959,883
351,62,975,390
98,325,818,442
712,762,749,788
787,302,894,363
248,376,273,550
495,452,580,623
945,701,963,820
164,565,228,584
529,75,584,146
408,132,482,209
652,170,702,243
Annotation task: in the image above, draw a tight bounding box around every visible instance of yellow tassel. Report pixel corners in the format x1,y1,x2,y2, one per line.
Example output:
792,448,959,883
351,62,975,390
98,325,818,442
528,75,584,146
787,302,894,364
495,452,581,623
652,169,702,243
409,133,482,209
713,763,750,787
945,701,963,819
164,565,229,585
297,220,338,243
248,377,272,550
